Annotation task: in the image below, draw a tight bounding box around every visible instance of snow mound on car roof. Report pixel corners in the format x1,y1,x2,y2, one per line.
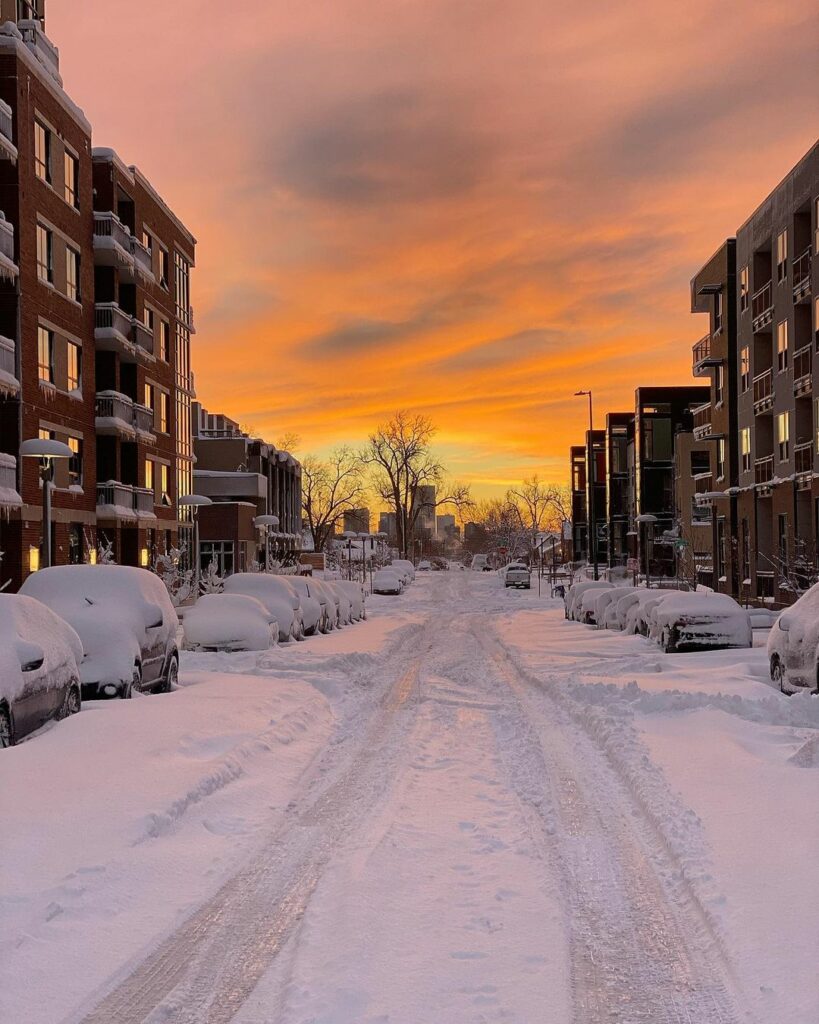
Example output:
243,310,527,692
0,593,82,702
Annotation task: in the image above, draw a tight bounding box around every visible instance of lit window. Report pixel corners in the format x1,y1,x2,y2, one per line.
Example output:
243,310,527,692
158,247,169,289
145,458,154,491
777,411,790,462
37,326,53,383
36,224,52,283
159,391,169,433
739,266,749,312
34,120,50,182
776,229,788,282
144,306,154,331
64,151,79,208
716,438,726,481
741,427,751,473
714,363,724,406
714,291,723,332
160,463,170,505
777,320,789,372
740,346,750,392
66,341,81,391
144,383,154,414
159,320,170,361
142,229,153,253
68,436,82,487
66,246,80,302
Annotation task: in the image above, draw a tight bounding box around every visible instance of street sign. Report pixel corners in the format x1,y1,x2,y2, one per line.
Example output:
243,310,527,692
499,546,508,555
627,558,639,572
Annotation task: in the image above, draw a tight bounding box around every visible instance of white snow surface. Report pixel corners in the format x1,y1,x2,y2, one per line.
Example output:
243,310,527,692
1,573,817,1024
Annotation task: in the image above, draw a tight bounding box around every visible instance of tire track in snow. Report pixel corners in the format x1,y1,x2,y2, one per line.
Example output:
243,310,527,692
477,624,754,1024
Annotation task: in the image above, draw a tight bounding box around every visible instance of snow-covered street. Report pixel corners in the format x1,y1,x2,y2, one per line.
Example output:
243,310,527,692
3,572,818,1024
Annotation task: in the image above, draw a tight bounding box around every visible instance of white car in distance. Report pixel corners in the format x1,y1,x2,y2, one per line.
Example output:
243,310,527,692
373,570,403,595
183,593,278,652
223,573,304,641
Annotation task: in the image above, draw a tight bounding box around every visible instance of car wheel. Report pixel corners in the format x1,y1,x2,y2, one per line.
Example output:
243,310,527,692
160,655,179,693
0,705,13,748
59,684,82,719
770,655,788,695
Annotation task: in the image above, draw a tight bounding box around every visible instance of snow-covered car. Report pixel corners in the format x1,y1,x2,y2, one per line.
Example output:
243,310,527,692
767,583,819,693
595,587,635,629
373,570,403,595
504,563,531,590
0,594,83,747
471,554,490,572
223,573,304,641
565,580,613,621
326,582,353,625
335,580,366,621
308,579,341,629
577,585,618,624
284,576,324,635
183,593,277,652
607,589,643,631
21,565,179,699
624,590,677,636
388,560,416,583
653,593,752,653
417,560,432,571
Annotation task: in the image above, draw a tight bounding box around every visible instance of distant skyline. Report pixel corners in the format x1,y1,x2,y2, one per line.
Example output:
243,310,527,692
50,0,819,496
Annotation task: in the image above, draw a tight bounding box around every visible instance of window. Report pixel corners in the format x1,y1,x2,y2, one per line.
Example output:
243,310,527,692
144,383,154,413
716,519,726,579
200,541,234,578
145,458,154,492
776,229,788,282
777,320,789,372
159,320,170,361
68,523,82,564
777,411,790,462
740,346,750,392
158,247,169,289
142,229,153,254
714,363,724,406
572,458,586,492
66,341,81,391
37,326,53,383
159,391,169,433
18,1,41,19
36,224,52,283
740,266,749,312
714,291,723,332
741,519,751,584
643,417,672,461
67,436,82,487
174,251,191,321
66,246,81,302
741,427,751,473
778,514,788,564
64,151,79,208
160,463,170,505
144,306,154,332
716,437,726,481
34,119,50,182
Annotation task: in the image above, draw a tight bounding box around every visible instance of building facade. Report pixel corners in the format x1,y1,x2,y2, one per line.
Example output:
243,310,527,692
343,507,370,534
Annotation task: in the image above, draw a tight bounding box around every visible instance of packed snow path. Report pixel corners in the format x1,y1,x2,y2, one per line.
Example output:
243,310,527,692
66,571,759,1024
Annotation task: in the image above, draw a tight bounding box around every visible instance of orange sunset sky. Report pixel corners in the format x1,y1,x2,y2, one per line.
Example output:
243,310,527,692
50,1,818,498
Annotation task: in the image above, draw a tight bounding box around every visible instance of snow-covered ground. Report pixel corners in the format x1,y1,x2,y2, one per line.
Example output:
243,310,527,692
1,572,817,1023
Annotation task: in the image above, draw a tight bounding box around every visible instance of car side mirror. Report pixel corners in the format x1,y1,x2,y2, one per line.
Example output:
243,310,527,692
18,640,45,672
144,602,164,629
22,656,45,672
778,614,791,632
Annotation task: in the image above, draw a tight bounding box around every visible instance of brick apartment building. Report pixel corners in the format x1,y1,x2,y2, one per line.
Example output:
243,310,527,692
0,3,196,590
192,403,302,575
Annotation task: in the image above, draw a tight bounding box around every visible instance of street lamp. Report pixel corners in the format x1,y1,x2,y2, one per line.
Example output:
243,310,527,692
358,532,371,585
342,530,356,581
254,514,279,571
574,389,598,580
635,513,657,588
178,494,213,596
20,437,73,570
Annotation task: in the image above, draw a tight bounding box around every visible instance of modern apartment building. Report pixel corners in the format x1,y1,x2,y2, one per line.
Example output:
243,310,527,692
0,6,196,589
584,429,607,568
570,444,587,562
604,411,634,567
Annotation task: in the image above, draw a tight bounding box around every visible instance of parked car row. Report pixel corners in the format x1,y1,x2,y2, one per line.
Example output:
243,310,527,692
373,560,416,595
0,565,369,747
564,579,753,654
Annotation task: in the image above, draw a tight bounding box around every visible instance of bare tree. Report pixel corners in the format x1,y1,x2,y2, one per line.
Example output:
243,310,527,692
301,448,366,552
363,411,471,557
506,476,572,559
473,498,529,561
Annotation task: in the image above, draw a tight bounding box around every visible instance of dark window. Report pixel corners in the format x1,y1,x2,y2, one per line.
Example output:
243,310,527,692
68,524,83,564
643,418,672,461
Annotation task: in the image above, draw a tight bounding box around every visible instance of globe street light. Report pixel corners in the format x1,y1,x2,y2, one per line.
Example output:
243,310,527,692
20,437,73,570
178,494,213,595
254,514,279,571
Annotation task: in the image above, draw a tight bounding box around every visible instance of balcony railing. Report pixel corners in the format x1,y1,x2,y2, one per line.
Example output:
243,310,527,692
95,302,133,341
753,368,773,412
19,20,60,79
0,334,17,392
0,98,15,162
97,481,155,518
130,236,155,281
795,441,813,476
95,390,136,435
131,317,154,356
793,246,812,302
0,452,21,507
93,212,134,267
692,401,712,439
691,334,711,373
752,280,773,331
793,344,812,395
134,403,155,435
754,456,774,486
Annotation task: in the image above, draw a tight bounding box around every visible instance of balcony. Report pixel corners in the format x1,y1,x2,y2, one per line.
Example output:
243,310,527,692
793,344,812,396
19,20,61,82
95,302,135,358
793,247,812,304
131,317,155,358
97,481,156,520
0,452,21,508
95,390,156,442
0,98,17,163
794,440,813,481
0,215,17,282
692,334,719,376
754,456,774,489
0,334,18,395
692,401,712,440
130,236,155,283
93,213,135,271
752,281,773,332
753,368,773,414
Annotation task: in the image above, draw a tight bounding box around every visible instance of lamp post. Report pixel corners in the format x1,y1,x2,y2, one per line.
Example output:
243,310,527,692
358,532,370,584
20,438,73,570
178,494,213,596
254,514,279,571
342,531,355,581
701,492,727,592
635,513,657,588
574,389,598,580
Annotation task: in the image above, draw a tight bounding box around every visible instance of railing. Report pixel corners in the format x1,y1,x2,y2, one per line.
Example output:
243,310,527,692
754,456,774,486
95,390,135,428
97,481,155,515
0,334,15,378
131,317,154,356
0,98,13,147
0,216,15,263
793,246,812,293
130,235,154,279
752,280,773,324
692,402,711,429
134,403,154,434
794,441,813,476
95,302,133,339
93,212,133,255
753,368,772,406
134,487,154,514
0,452,18,503
692,334,711,367
694,472,712,496
18,20,60,77
793,344,812,391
